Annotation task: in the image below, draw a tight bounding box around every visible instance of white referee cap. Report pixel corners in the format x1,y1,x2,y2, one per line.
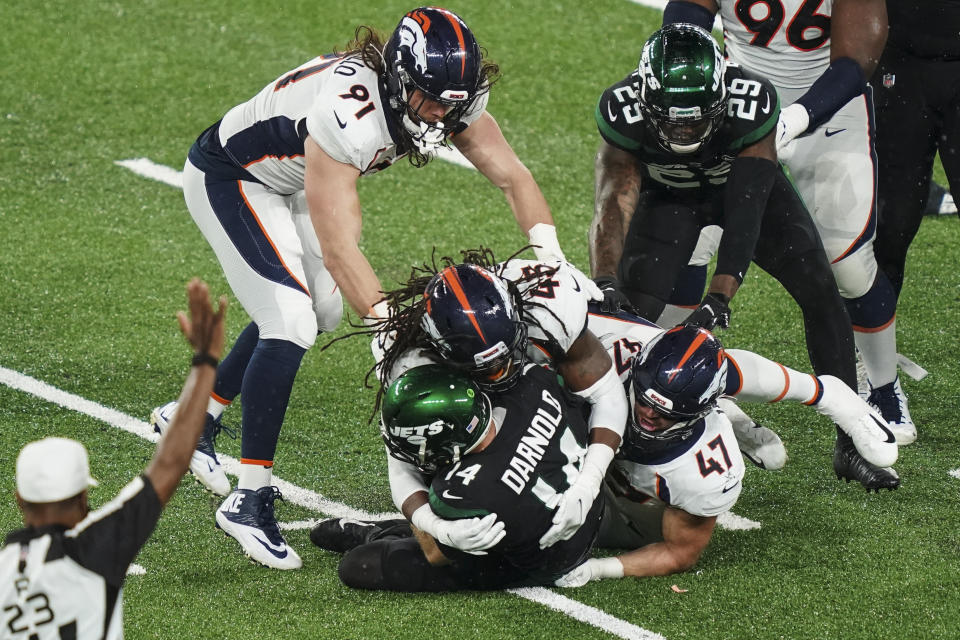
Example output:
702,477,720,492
16,437,99,503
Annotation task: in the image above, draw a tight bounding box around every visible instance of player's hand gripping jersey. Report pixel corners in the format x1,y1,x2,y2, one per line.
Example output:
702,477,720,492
190,53,488,192
595,64,779,195
427,365,602,579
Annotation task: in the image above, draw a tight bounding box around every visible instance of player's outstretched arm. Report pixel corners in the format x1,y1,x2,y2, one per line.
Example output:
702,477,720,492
453,113,564,261
146,279,227,505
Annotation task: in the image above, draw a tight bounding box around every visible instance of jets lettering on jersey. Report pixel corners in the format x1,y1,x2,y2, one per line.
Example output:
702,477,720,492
501,390,563,494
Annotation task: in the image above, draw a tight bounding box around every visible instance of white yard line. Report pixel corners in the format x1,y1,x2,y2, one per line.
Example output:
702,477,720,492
1,365,658,640
950,469,960,481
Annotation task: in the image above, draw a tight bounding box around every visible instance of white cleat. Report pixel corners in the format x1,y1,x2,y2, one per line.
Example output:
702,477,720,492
719,398,787,470
816,376,898,467
150,401,232,496
216,487,302,570
867,377,917,445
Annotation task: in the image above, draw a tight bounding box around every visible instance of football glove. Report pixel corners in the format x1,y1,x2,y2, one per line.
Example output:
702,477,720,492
682,293,731,331
776,103,809,161
538,443,612,549
593,276,635,314
411,506,506,555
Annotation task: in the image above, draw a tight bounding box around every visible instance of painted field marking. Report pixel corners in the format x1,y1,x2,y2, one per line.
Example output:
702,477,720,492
0,365,659,640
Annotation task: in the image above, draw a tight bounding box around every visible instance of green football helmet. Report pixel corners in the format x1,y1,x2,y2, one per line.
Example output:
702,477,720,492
637,23,727,154
380,364,493,474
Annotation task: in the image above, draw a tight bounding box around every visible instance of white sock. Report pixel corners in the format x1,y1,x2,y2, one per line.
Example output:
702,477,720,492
656,304,695,328
206,396,228,420
854,321,898,388
238,463,273,491
726,349,820,404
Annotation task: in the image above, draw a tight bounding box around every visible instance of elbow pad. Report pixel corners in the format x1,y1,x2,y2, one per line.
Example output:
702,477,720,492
575,364,628,439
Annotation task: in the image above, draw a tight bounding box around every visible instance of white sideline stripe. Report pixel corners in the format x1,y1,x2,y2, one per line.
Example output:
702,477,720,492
0,366,656,640
115,158,183,188
115,149,476,191
508,587,666,640
717,511,761,531
627,0,722,29
950,469,960,480
127,564,146,576
0,366,389,522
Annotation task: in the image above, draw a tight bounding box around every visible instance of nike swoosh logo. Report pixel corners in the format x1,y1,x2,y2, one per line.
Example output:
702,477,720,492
606,102,618,122
870,414,897,444
571,278,582,292
825,128,846,137
251,532,290,559
207,460,214,473
442,490,463,500
761,94,771,114
334,111,347,129
722,480,741,493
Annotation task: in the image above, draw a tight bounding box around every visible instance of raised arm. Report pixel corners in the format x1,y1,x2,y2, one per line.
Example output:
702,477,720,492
146,279,227,505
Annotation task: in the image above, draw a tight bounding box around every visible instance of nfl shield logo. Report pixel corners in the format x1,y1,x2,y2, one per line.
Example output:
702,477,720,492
882,73,896,88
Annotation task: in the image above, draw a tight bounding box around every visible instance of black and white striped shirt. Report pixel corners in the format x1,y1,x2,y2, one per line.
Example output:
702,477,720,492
0,475,161,639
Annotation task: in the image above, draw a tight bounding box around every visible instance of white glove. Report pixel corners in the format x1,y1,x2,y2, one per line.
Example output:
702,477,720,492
538,443,613,549
410,505,506,555
775,103,809,160
527,223,566,262
554,557,624,587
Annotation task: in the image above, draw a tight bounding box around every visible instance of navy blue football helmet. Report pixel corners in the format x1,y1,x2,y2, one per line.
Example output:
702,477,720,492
421,264,527,391
384,7,485,152
629,326,728,443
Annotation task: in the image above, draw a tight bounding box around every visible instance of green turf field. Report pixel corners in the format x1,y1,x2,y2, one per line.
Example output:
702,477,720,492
2,1,958,638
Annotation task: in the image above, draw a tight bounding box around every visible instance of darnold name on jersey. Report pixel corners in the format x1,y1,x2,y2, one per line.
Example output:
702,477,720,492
501,390,564,495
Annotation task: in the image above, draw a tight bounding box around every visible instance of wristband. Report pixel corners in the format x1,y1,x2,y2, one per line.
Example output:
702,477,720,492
191,352,219,369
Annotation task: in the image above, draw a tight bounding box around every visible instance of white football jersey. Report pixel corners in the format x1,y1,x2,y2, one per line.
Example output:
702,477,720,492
500,260,603,362
719,0,833,90
217,53,487,194
586,310,665,383
609,411,746,517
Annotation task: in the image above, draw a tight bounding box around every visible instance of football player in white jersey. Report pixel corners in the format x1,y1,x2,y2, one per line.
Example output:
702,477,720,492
661,1,909,488
365,250,895,560
555,323,897,586
149,7,568,570
371,252,628,554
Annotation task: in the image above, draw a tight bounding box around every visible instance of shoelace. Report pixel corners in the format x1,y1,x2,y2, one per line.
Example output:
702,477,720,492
205,419,238,445
869,384,903,422
255,487,285,533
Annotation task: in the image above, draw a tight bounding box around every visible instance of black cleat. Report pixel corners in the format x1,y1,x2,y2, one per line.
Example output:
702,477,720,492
833,437,900,492
310,518,410,553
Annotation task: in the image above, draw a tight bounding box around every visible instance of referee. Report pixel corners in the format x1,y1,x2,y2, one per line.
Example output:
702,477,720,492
0,279,226,640
873,0,960,297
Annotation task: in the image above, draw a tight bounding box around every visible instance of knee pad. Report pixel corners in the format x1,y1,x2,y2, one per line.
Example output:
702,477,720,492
338,538,430,591
831,248,878,299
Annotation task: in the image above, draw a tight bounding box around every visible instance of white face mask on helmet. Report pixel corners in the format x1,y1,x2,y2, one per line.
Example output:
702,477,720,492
401,110,448,154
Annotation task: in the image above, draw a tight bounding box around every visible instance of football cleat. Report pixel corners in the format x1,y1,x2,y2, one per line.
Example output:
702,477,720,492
867,377,917,445
150,401,232,496
719,398,787,470
924,181,957,216
216,487,302,570
309,518,410,554
816,376,899,467
833,435,900,492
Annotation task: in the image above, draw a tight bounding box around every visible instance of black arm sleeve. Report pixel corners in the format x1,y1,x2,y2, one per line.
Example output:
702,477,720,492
662,0,716,30
715,157,778,284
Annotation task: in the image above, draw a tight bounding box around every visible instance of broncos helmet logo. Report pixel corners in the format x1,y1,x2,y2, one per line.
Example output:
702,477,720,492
397,16,429,75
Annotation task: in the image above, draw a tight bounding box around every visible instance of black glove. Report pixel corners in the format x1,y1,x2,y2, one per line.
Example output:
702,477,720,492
682,293,731,331
593,276,635,314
